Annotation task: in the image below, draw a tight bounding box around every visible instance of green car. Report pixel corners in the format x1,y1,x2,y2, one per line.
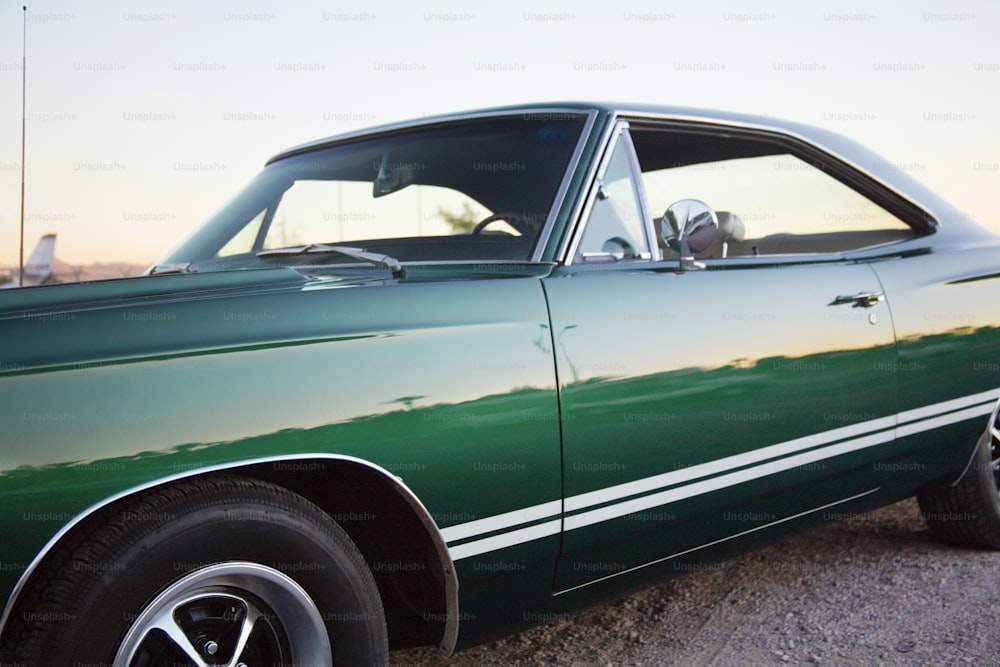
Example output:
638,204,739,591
1,102,998,665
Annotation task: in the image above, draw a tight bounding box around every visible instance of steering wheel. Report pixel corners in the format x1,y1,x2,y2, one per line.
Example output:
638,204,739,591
471,212,540,235
602,236,637,255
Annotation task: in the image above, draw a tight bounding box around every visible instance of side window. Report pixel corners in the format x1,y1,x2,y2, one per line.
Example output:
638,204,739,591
631,128,917,259
576,129,653,261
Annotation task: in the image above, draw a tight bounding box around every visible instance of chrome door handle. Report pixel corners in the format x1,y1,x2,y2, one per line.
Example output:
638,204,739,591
832,292,884,308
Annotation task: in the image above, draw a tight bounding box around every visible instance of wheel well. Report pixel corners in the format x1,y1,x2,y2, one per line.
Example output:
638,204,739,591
3,459,454,655
236,459,451,651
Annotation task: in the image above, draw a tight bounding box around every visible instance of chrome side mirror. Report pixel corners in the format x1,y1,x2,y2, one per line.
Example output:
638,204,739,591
662,199,718,271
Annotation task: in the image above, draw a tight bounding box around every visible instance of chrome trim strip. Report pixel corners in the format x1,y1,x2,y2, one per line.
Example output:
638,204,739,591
555,114,619,263
531,110,598,263
896,387,1000,425
565,431,895,531
624,128,661,262
0,453,462,656
896,404,996,440
448,520,562,561
564,415,897,513
443,387,1000,559
554,487,881,596
439,500,562,543
564,121,642,266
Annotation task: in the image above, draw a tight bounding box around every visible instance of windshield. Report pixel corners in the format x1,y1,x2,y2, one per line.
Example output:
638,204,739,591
157,113,588,273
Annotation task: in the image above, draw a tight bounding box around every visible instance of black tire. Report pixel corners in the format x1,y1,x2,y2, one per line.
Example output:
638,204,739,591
918,422,1000,550
5,475,388,666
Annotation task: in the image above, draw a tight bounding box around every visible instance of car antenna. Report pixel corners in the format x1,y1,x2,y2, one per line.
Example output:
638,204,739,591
18,5,27,287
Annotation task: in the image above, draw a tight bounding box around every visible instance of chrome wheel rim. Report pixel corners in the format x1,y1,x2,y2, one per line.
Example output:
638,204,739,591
113,562,330,667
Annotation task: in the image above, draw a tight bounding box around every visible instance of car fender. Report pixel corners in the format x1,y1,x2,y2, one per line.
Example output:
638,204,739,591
0,453,461,655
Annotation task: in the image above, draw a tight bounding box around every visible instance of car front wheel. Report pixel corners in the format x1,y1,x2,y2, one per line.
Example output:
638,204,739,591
5,476,388,666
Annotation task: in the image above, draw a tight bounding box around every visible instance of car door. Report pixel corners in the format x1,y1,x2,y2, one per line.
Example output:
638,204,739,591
546,120,912,594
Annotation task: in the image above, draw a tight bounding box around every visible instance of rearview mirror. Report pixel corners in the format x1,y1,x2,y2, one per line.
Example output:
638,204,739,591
662,199,718,271
373,152,414,198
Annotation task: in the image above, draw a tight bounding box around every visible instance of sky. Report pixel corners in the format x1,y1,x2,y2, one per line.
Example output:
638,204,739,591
0,0,997,268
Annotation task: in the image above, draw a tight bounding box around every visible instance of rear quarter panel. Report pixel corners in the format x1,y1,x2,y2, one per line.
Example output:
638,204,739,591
867,240,1000,489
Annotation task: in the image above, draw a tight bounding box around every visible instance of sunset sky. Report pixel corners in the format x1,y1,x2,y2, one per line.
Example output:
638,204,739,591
0,0,997,268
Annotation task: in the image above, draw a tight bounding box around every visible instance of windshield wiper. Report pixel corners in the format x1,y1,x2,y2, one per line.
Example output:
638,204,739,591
148,262,195,275
256,244,404,278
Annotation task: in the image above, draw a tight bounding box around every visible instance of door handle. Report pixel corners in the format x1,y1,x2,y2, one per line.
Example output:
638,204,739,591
831,291,884,308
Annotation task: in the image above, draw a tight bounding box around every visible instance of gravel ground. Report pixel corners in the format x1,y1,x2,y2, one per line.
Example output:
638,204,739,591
390,498,1000,666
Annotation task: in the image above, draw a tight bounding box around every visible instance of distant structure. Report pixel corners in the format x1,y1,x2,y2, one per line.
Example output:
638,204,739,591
0,233,56,289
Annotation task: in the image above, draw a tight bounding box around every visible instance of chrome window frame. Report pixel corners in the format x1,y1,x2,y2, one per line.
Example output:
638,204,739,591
563,121,659,265
529,110,598,262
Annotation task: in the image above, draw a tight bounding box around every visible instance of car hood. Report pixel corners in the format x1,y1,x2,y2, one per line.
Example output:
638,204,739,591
0,262,559,377
0,263,556,318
